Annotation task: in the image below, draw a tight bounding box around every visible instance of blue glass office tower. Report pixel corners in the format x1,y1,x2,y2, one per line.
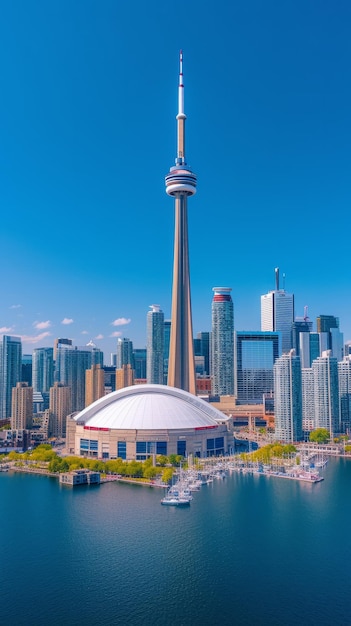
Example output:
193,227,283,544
0,335,22,420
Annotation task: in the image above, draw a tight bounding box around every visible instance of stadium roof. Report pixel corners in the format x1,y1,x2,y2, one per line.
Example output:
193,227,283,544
74,384,225,430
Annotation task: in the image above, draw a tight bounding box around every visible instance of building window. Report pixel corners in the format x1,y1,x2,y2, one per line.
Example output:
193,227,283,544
136,441,146,454
156,441,167,455
177,440,186,457
206,436,224,457
135,441,167,460
80,438,98,456
117,441,126,460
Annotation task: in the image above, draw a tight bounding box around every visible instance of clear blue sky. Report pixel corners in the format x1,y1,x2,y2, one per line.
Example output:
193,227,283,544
1,0,350,361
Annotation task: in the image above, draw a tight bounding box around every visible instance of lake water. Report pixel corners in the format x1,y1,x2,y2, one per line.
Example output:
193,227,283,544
1,458,351,626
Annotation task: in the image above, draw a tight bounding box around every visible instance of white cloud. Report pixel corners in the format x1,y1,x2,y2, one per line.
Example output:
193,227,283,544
110,331,122,338
61,318,74,325
112,317,131,327
95,334,104,340
81,330,89,335
21,332,51,345
34,320,51,330
10,304,21,309
0,326,14,333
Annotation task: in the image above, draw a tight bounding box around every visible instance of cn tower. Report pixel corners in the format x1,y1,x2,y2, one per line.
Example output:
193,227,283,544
165,51,196,395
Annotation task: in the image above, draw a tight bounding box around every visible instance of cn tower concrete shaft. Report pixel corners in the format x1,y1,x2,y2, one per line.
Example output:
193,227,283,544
165,52,196,395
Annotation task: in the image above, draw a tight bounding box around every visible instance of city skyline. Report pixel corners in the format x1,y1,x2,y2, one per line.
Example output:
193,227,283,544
1,1,350,356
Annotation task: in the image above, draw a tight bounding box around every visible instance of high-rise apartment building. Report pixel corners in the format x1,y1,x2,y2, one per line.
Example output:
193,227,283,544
85,364,105,407
301,368,315,435
261,268,294,354
116,364,134,390
11,382,33,430
32,347,54,394
53,338,72,362
165,51,196,394
312,351,339,438
234,331,280,404
0,335,22,420
49,382,71,438
147,305,164,384
116,338,134,370
338,356,351,433
274,351,302,443
211,287,234,396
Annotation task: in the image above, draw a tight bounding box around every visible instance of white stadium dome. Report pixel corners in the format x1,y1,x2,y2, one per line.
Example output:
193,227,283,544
74,384,225,431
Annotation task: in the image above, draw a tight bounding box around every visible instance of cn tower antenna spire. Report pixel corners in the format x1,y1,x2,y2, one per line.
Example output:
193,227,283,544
176,49,186,164
178,50,185,118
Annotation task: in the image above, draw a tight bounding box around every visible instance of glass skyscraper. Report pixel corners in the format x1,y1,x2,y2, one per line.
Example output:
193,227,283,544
55,343,104,413
146,305,164,384
32,347,54,394
234,331,280,404
0,335,22,420
211,287,234,396
261,268,294,354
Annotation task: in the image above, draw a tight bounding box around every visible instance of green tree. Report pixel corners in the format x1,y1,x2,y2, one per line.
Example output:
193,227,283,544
161,468,174,484
143,466,158,480
309,428,330,444
156,455,168,466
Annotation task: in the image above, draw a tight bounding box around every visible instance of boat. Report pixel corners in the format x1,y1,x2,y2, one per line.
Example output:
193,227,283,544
161,495,191,507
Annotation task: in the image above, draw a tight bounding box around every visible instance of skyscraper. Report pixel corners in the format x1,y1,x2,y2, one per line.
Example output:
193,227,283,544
234,331,280,404
53,338,72,362
274,350,303,443
133,349,147,380
312,351,339,439
163,320,171,384
301,368,315,435
146,305,164,384
211,287,234,396
49,382,71,438
165,51,196,394
116,365,134,390
32,347,54,394
0,335,22,420
11,382,33,430
261,267,294,354
195,332,210,376
116,338,134,370
85,364,105,407
338,356,351,433
56,343,103,413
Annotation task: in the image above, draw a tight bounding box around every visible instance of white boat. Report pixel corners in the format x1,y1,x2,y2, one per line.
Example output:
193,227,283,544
161,495,191,507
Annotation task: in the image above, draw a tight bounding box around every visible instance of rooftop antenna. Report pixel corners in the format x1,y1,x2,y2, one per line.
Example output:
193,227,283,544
303,305,309,321
282,272,286,291
275,267,279,291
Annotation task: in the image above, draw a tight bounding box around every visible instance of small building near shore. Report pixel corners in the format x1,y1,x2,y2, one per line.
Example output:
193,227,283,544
59,469,100,486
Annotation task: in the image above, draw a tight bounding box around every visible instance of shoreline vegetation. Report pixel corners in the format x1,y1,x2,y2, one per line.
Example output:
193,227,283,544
1,435,351,487
0,445,184,487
